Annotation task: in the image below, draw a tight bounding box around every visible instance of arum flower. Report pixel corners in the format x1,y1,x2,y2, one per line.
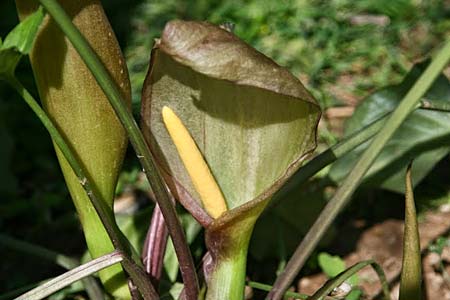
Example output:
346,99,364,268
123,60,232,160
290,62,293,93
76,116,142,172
141,20,321,299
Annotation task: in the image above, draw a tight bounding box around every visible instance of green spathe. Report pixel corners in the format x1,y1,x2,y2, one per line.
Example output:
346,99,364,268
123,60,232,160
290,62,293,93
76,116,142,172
142,20,320,299
15,1,131,298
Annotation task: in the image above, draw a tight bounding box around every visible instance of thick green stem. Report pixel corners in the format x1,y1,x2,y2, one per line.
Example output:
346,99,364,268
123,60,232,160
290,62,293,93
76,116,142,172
206,250,248,300
36,1,199,298
268,38,450,300
205,205,265,300
6,76,158,300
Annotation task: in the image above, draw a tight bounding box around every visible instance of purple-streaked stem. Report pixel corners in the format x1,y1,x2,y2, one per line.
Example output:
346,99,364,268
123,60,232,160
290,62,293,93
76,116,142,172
142,203,170,286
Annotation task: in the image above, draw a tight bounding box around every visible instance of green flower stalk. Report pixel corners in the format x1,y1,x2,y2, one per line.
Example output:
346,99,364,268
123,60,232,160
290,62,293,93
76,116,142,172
15,1,131,298
141,20,321,299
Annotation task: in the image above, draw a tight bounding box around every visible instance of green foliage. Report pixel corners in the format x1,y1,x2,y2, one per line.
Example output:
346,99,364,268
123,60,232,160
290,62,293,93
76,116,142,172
126,0,450,109
0,6,44,77
1,7,44,55
318,252,360,299
318,253,345,278
330,62,450,193
250,179,333,265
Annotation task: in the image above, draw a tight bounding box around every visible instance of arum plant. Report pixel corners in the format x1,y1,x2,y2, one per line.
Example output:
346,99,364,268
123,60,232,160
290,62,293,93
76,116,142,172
141,21,321,299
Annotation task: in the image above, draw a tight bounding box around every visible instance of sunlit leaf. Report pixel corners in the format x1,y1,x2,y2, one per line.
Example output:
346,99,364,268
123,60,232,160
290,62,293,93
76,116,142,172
330,62,450,193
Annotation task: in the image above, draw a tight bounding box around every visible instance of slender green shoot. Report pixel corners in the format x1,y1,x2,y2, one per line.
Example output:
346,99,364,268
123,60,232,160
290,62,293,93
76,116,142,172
399,163,422,300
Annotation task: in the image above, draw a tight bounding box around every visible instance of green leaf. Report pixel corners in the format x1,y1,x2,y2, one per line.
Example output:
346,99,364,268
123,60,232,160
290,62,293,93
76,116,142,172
2,6,44,54
116,207,154,252
318,253,346,278
0,7,44,77
329,62,450,193
399,163,422,300
318,252,358,286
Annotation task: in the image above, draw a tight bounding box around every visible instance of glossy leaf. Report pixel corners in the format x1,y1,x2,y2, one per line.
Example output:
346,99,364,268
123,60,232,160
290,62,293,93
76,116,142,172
329,62,450,193
399,164,422,300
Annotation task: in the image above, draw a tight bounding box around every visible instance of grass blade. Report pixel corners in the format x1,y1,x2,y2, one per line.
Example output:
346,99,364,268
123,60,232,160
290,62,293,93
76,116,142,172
14,250,123,300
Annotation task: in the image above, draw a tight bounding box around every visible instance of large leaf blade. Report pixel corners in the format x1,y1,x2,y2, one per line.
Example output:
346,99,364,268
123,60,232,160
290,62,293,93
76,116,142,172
329,62,450,193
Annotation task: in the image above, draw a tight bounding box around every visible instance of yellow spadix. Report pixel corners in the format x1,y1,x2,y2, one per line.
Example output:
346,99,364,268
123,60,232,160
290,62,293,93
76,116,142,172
162,106,228,219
